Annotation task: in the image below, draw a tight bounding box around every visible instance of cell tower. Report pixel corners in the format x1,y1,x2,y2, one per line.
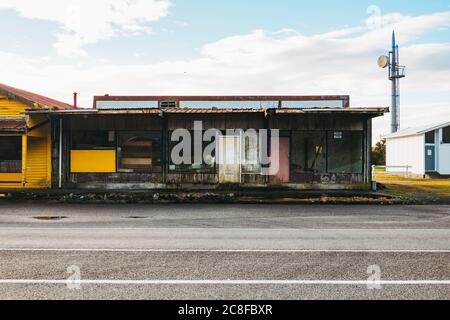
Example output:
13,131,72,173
378,31,406,133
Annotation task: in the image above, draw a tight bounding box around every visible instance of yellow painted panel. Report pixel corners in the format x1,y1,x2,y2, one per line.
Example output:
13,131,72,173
0,173,22,183
71,150,116,173
27,114,48,128
0,94,29,117
25,136,51,188
0,183,23,189
0,131,52,190
27,122,50,138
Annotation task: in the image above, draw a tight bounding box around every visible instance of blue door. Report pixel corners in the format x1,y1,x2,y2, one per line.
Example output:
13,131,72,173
425,146,435,172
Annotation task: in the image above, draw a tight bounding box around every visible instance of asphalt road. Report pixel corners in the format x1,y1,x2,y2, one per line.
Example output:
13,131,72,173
0,203,449,300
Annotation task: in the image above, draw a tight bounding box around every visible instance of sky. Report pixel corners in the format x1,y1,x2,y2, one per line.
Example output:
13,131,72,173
1,0,450,143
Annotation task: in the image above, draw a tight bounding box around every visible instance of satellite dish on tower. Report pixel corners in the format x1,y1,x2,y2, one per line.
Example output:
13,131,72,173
377,55,389,68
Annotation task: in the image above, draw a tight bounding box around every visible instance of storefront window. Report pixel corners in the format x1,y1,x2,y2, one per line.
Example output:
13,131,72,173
327,131,363,174
118,132,161,172
72,131,115,150
169,131,216,173
292,131,327,173
242,131,260,173
0,136,22,173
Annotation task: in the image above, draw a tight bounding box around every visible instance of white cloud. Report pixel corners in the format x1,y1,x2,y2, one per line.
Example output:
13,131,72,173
0,0,171,58
1,10,450,143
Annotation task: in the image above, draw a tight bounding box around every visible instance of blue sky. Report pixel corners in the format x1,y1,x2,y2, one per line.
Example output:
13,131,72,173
2,0,450,62
0,0,450,142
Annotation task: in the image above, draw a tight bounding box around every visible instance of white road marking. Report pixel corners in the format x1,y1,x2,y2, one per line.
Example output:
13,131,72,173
0,279,449,285
1,227,448,231
0,248,450,253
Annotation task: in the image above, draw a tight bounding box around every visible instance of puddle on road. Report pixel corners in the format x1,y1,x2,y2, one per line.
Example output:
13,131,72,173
125,216,148,219
32,216,68,221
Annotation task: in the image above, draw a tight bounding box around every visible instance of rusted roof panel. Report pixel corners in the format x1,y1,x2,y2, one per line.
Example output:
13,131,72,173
0,118,27,132
274,107,388,114
27,106,388,116
0,83,73,110
163,108,265,114
91,109,160,115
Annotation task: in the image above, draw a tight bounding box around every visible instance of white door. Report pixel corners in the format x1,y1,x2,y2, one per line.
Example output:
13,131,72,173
218,135,241,183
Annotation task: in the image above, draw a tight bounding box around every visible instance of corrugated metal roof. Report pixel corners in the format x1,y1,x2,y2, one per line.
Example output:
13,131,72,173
383,121,450,139
0,118,27,132
0,83,73,110
274,107,387,114
27,106,388,115
163,108,265,114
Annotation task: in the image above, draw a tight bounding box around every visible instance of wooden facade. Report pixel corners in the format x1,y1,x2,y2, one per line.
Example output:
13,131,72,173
49,111,377,190
0,89,386,191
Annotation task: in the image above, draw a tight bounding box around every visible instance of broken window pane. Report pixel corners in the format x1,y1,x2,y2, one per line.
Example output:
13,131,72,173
327,131,363,174
0,136,22,173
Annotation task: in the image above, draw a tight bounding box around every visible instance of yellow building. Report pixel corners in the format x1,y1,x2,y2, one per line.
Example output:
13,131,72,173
0,83,72,189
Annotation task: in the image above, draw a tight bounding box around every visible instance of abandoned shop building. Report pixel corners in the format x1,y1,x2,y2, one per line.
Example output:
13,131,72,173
21,94,387,191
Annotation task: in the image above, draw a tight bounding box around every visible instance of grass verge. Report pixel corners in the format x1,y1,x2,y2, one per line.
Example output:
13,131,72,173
375,174,450,201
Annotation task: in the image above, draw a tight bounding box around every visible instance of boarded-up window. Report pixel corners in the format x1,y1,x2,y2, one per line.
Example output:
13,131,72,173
292,131,327,173
327,131,363,174
443,126,450,144
0,136,22,173
118,132,161,172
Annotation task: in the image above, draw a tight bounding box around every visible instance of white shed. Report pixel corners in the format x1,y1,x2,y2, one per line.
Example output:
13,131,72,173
383,121,450,177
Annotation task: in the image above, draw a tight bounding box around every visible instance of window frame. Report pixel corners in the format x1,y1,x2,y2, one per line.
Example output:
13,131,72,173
290,130,364,175
326,130,364,174
168,130,217,174
116,131,163,173
0,135,22,173
291,130,328,174
241,130,262,174
70,130,116,150
442,126,450,144
425,131,435,144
